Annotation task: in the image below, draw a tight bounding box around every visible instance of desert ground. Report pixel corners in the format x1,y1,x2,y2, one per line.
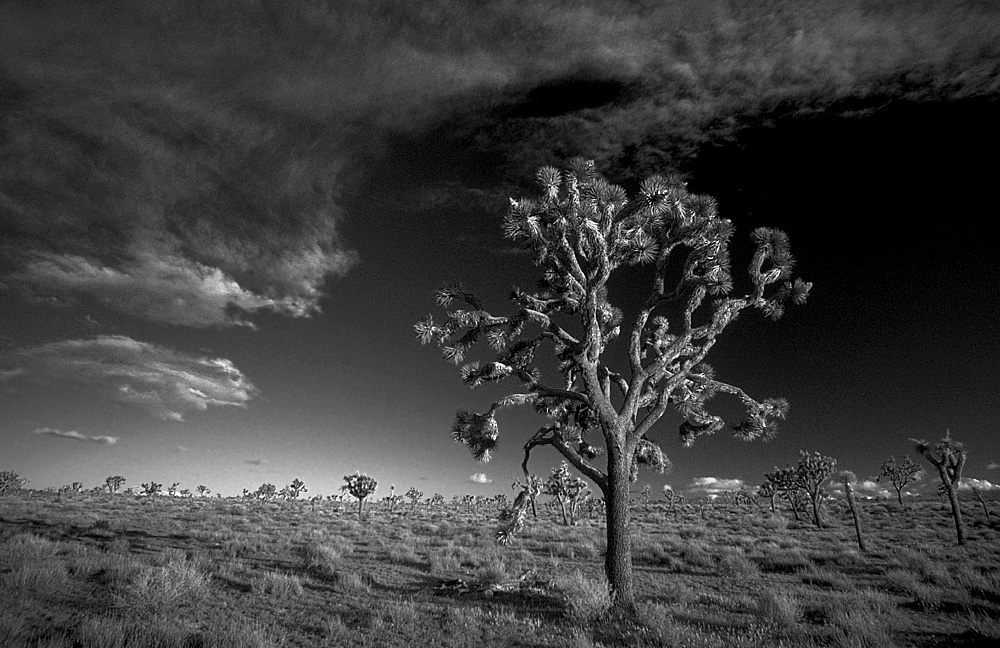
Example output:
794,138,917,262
2,488,999,647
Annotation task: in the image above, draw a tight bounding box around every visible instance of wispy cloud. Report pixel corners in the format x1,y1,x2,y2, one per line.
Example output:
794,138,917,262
2,336,256,421
33,427,118,445
246,459,268,466
687,477,744,495
469,473,493,484
987,463,999,470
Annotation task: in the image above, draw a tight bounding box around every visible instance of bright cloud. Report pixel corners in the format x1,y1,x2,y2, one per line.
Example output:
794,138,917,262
959,478,999,491
468,473,493,484
987,463,1000,470
687,477,744,495
2,336,256,421
855,480,891,498
33,427,118,445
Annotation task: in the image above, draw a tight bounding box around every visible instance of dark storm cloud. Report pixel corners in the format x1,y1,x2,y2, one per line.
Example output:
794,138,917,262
2,0,997,328
1,336,256,421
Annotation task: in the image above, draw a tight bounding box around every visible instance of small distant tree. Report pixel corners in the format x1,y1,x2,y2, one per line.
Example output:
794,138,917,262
662,486,680,510
877,456,923,506
764,466,802,521
913,431,967,545
141,482,162,497
429,493,445,508
405,487,423,513
757,480,778,513
0,471,27,496
795,451,837,528
971,486,992,523
196,485,210,497
288,478,307,500
543,461,591,526
167,482,180,497
255,483,277,501
839,471,867,552
343,472,377,518
104,475,126,494
641,484,652,506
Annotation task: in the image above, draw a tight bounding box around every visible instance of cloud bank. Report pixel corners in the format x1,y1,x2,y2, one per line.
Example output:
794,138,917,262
468,473,494,485
33,427,118,445
2,336,256,421
687,477,744,495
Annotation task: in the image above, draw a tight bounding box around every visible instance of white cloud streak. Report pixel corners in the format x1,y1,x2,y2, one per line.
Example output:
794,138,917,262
959,478,999,491
3,336,256,421
468,473,493,484
33,427,118,445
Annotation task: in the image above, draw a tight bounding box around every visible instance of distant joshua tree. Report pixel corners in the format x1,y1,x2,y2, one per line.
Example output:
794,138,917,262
877,456,923,506
196,485,210,497
795,451,837,528
912,431,967,545
167,482,180,497
0,471,27,496
428,493,445,508
971,486,992,523
288,478,307,500
416,160,811,612
405,487,423,513
543,461,590,526
342,472,377,518
104,475,126,494
141,482,162,497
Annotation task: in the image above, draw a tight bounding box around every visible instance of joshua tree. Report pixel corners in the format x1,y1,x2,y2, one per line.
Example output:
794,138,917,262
141,482,162,497
839,471,867,553
641,484,652,506
405,487,423,513
543,461,591,526
913,431,967,545
104,475,126,494
196,485,210,497
167,482,180,497
0,471,27,496
971,486,992,523
764,466,803,521
343,472,377,519
255,483,277,501
795,451,837,528
877,456,923,506
288,478,308,500
429,493,445,508
757,480,778,513
416,160,810,612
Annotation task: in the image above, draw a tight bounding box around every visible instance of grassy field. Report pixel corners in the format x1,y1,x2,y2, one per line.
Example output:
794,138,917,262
1,491,998,647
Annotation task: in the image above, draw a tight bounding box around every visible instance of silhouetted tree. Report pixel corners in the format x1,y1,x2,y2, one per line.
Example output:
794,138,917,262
342,472,377,519
543,461,590,526
104,475,126,494
416,160,810,612
877,455,923,506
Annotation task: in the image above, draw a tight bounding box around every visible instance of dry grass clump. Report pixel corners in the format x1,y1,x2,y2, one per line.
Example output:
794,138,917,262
250,570,304,597
555,570,611,623
110,556,209,616
753,589,801,627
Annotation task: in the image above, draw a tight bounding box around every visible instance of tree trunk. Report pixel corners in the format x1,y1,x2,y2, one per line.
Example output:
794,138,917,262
357,496,364,519
558,499,569,526
810,494,823,528
895,487,903,506
945,484,966,545
844,484,867,553
604,454,636,616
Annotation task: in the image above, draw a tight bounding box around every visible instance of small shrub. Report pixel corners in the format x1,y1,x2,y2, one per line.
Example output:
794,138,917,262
302,542,342,575
111,558,208,616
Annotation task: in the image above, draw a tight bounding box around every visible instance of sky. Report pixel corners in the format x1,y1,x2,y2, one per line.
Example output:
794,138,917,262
2,0,999,500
